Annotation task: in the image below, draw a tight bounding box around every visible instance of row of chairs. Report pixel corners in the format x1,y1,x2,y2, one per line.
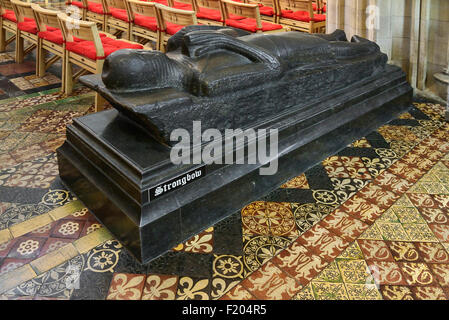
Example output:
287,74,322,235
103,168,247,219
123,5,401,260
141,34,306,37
70,0,326,50
0,0,146,110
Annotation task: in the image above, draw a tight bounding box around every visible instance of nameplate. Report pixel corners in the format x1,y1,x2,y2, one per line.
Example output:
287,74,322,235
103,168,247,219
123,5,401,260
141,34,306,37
149,166,206,201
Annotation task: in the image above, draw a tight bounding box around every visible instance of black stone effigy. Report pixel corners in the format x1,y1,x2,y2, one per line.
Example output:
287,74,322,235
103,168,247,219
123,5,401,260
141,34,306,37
57,26,413,263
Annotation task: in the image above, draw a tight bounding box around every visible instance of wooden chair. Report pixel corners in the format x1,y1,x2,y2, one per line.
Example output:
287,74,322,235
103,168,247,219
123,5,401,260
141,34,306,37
193,0,223,26
82,0,106,30
127,0,159,49
57,12,143,111
277,0,325,33
31,4,65,91
0,0,17,52
104,0,132,39
155,3,197,52
221,0,283,33
11,0,39,64
244,0,277,23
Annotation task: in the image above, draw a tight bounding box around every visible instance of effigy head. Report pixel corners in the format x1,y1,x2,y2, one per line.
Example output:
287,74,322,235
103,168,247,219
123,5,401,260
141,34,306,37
101,49,193,93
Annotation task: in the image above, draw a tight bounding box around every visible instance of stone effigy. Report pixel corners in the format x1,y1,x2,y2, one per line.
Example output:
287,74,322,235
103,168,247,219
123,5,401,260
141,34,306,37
57,26,412,263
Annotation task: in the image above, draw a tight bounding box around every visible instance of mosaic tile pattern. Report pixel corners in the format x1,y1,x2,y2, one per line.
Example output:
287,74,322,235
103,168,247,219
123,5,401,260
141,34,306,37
0,52,449,300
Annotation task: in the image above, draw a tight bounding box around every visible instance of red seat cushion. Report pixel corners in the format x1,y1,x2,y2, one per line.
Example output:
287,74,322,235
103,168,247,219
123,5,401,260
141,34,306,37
19,20,59,35
87,2,105,14
322,5,326,13
196,8,222,22
153,0,168,4
110,8,130,22
38,28,96,44
164,22,184,35
2,10,33,23
66,36,143,60
258,5,274,16
38,29,65,44
133,14,158,31
173,1,193,10
225,17,282,32
2,10,17,22
17,20,39,34
280,10,325,22
67,1,84,8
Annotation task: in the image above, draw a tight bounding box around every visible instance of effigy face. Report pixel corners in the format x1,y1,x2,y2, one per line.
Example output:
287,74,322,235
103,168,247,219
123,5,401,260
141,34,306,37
81,26,388,146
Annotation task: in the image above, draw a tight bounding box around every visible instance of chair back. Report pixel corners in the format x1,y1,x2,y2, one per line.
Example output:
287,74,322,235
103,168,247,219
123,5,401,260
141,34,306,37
245,0,275,11
194,0,220,11
167,0,196,11
155,3,197,31
31,3,60,32
104,0,126,11
277,0,313,17
127,0,157,20
11,0,34,22
221,0,260,22
0,0,14,13
57,12,104,58
81,0,104,9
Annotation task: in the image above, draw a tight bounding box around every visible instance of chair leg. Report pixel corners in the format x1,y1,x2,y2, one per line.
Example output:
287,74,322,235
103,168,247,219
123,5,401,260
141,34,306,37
0,24,5,52
15,32,24,63
94,93,105,112
60,51,66,94
36,40,46,77
64,57,73,95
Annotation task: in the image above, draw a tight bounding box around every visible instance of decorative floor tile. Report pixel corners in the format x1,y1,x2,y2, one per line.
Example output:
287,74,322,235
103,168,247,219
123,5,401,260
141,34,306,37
341,195,384,224
313,261,342,283
292,282,314,300
7,237,46,259
387,241,422,263
174,227,214,254
357,239,394,262
281,174,309,189
380,285,414,300
367,261,406,286
141,274,178,300
176,277,210,300
375,221,410,241
241,202,296,238
310,281,348,300
296,224,348,262
414,242,449,263
403,224,439,242
241,261,301,300
272,241,326,285
319,208,369,242
337,259,374,284
106,273,146,300
243,235,291,273
221,284,255,300
291,202,335,235
428,264,449,287
411,286,447,300
398,262,435,286
345,283,382,300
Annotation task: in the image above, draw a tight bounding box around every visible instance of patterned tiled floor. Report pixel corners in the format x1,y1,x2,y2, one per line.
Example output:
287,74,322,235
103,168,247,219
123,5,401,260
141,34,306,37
0,48,449,299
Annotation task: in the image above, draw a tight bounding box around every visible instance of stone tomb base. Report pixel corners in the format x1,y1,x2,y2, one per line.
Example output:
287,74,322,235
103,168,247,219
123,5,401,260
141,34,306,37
57,65,412,264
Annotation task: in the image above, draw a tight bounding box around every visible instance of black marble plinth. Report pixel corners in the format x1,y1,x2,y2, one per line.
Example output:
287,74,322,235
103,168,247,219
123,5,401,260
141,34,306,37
57,64,412,264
